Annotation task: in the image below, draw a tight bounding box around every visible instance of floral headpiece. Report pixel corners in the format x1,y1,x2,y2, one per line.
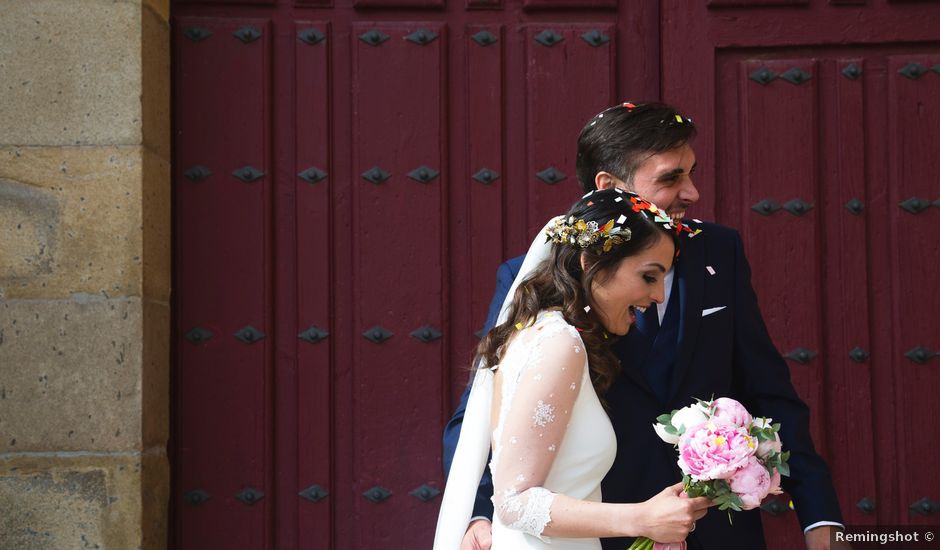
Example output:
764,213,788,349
544,189,701,254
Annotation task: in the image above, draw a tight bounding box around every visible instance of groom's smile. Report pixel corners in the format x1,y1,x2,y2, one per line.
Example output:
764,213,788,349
623,143,700,222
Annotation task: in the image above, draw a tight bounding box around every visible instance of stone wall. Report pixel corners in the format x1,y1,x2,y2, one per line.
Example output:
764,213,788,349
0,1,171,548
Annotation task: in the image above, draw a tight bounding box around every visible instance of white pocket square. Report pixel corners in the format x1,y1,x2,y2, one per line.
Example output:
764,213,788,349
702,306,726,317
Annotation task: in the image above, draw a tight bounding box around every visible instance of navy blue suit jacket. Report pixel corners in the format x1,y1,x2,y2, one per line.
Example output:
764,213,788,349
442,222,843,550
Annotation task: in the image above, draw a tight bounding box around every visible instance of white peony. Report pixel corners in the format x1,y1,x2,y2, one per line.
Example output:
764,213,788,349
670,402,710,433
653,422,680,444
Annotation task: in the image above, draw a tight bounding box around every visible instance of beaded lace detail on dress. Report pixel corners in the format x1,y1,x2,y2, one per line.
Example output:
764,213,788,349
489,311,587,540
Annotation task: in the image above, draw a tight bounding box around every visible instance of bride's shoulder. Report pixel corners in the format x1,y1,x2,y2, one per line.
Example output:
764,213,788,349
525,310,584,348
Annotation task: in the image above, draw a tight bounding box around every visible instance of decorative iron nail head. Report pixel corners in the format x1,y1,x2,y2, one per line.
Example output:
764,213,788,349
783,198,813,216
299,485,329,503
232,166,264,183
361,166,391,185
784,347,817,364
410,325,442,343
185,327,214,345
362,326,393,344
849,347,869,363
298,28,325,45
748,68,776,85
905,346,932,364
751,199,781,216
184,27,212,42
407,166,440,183
842,64,862,80
298,326,328,344
362,486,392,503
899,63,928,80
236,488,265,505
856,497,875,514
184,165,212,182
910,497,940,516
359,30,390,47
234,325,265,345
580,30,610,47
472,168,499,184
184,490,210,505
471,30,497,47
899,197,929,214
409,484,441,502
405,29,438,45
298,167,328,184
780,67,812,85
536,167,566,184
234,26,262,44
534,30,563,47
845,198,864,215
760,499,788,516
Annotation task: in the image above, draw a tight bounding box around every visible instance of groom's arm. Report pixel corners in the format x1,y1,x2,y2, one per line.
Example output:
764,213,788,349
441,257,523,520
727,229,844,532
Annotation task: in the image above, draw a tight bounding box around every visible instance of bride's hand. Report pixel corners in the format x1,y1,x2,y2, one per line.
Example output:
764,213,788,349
637,482,711,543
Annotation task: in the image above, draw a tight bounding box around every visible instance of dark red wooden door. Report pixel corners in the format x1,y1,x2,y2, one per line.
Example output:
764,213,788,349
664,1,940,547
172,2,659,549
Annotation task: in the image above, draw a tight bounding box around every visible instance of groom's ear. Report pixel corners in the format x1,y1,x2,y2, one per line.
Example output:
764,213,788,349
595,172,620,191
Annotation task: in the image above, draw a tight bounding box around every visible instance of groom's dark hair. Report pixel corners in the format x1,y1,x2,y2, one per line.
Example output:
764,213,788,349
576,101,697,193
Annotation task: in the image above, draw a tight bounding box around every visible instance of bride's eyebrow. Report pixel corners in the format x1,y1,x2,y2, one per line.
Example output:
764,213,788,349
642,263,667,273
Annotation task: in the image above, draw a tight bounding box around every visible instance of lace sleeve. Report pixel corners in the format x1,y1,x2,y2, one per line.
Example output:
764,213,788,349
490,317,586,540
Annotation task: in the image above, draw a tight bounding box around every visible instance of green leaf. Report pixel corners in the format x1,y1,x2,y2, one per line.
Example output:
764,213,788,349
656,414,673,424
777,462,790,477
664,425,678,435
772,423,781,432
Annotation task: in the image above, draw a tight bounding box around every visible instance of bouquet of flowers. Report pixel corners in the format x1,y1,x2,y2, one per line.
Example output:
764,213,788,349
627,397,789,550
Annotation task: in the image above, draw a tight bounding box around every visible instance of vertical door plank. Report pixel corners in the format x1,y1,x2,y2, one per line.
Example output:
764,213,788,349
886,53,940,526
350,21,448,549
294,19,333,550
174,16,272,550
820,58,878,526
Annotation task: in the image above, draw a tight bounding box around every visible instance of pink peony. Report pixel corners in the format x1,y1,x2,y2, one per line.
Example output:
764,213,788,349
768,468,783,495
711,397,752,427
728,456,772,510
756,430,782,460
677,422,757,481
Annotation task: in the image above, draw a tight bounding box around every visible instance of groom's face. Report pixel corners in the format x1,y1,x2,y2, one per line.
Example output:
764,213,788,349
621,143,700,223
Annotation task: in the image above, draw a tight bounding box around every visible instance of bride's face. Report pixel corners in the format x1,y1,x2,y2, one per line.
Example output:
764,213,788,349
587,234,675,336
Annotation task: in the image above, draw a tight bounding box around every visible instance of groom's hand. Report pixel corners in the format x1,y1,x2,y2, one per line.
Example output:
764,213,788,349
805,526,852,550
461,519,493,550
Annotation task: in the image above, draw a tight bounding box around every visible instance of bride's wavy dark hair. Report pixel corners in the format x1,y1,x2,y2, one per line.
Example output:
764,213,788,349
476,189,678,400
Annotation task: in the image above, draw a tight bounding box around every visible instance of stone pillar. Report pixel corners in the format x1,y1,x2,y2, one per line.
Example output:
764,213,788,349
0,1,171,548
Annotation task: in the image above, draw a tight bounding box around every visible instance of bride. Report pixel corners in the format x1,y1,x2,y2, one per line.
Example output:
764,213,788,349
434,189,711,549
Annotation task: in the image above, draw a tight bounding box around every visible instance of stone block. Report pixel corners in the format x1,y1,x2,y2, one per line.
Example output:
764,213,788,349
0,297,142,452
0,452,169,550
0,0,142,146
0,146,143,299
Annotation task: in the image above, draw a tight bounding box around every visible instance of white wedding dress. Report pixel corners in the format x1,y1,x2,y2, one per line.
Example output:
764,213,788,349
435,309,617,549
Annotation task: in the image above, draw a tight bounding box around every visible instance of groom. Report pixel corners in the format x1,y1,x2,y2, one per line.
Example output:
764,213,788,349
442,102,846,550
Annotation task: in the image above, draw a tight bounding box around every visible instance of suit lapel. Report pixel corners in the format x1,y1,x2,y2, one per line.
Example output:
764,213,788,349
668,231,706,403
